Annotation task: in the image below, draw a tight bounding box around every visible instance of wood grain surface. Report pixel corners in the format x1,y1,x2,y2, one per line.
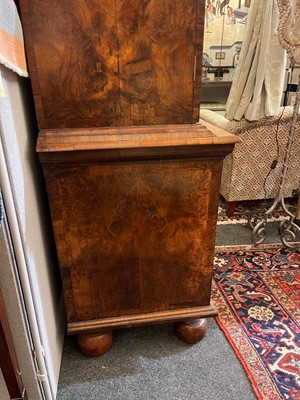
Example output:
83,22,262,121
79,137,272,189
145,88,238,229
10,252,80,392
68,306,217,334
38,125,238,332
44,158,222,324
36,123,240,153
20,0,206,128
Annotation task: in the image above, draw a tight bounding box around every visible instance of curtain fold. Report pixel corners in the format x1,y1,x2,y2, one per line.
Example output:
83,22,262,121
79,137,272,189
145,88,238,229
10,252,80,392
225,0,286,121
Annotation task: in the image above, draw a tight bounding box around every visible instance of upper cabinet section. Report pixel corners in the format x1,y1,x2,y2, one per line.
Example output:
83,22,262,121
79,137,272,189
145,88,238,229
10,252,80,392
20,0,206,129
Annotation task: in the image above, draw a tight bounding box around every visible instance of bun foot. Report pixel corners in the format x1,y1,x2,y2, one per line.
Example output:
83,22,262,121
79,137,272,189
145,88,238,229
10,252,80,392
174,318,208,344
77,330,113,357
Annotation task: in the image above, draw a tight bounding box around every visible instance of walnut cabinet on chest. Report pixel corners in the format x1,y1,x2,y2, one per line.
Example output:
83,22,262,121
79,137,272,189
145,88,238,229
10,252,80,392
20,0,239,356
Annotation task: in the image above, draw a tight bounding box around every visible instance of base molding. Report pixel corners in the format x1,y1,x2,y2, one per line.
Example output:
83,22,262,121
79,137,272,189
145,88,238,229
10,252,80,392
68,305,218,335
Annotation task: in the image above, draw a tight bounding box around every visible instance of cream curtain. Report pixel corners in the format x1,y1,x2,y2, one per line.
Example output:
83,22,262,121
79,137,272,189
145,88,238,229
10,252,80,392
225,0,286,121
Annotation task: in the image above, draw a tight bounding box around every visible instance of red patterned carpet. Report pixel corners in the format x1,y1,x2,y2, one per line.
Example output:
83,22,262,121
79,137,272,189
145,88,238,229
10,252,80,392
212,247,300,400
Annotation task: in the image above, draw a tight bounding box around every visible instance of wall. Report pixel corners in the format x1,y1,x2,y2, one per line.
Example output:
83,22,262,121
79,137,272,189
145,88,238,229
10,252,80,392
0,65,65,399
0,371,10,400
0,216,42,399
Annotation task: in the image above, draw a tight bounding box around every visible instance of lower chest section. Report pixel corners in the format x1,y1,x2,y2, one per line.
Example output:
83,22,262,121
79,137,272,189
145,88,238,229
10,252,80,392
44,158,222,325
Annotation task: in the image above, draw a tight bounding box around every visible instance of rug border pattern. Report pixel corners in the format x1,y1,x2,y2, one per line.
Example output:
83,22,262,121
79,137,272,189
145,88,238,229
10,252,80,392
211,280,283,400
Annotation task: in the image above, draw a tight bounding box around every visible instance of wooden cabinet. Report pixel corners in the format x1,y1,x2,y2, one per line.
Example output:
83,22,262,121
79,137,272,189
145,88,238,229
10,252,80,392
20,0,239,356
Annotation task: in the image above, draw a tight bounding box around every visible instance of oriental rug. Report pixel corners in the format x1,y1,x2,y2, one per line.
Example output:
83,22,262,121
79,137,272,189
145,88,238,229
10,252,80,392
212,246,300,400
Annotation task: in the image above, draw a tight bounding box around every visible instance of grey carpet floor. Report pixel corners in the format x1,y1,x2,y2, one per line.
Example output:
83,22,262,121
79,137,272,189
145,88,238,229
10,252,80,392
216,220,282,247
56,219,284,400
57,320,256,400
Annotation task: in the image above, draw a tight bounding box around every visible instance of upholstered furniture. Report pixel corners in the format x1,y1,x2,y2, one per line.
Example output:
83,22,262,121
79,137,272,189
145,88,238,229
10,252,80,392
200,107,300,215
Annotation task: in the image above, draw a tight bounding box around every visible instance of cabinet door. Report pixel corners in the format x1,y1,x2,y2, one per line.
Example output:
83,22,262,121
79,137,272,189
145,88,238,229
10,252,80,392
21,0,121,128
21,0,205,128
117,0,203,126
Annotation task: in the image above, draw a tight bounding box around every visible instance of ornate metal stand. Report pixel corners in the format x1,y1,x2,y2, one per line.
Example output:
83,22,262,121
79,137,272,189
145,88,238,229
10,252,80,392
248,74,300,250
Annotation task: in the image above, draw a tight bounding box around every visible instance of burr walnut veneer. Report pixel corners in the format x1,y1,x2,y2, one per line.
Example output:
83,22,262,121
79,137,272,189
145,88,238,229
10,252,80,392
20,0,205,129
20,0,239,356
